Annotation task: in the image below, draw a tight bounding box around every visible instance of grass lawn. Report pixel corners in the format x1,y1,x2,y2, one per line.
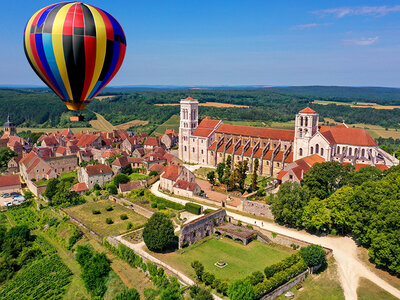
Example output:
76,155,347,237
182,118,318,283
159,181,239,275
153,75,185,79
60,171,77,180
129,173,149,181
195,167,215,179
64,200,147,237
34,178,49,186
154,114,180,136
289,257,344,300
357,277,398,300
149,237,293,281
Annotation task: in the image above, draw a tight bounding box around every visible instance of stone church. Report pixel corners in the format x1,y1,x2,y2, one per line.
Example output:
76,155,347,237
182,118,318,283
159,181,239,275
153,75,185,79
178,97,398,177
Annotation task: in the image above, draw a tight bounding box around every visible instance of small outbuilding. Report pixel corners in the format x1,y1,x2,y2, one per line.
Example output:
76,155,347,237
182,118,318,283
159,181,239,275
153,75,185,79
0,174,21,194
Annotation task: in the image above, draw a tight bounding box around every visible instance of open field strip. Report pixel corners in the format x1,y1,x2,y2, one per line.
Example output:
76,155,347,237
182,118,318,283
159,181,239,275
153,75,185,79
314,100,400,110
95,95,117,100
17,127,95,133
89,112,116,131
115,120,149,130
154,114,180,136
155,102,249,108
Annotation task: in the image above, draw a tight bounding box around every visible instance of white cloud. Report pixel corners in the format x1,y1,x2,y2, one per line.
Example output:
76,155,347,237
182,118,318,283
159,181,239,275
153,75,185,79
290,23,330,30
313,5,400,18
342,36,379,46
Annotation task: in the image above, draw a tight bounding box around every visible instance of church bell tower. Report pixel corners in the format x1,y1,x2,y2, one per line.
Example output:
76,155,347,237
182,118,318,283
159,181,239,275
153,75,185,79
179,97,199,162
294,107,319,160
3,115,17,137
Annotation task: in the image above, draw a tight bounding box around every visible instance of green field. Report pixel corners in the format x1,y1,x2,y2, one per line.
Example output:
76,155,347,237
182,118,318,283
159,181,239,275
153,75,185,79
129,173,149,181
357,277,398,300
64,200,147,237
154,114,180,136
149,237,293,281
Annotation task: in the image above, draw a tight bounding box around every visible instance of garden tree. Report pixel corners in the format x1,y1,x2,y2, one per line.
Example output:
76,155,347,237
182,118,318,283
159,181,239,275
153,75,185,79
2,225,32,258
149,170,159,177
326,186,354,234
113,288,140,300
81,252,111,297
302,161,353,199
251,158,259,191
121,165,133,175
228,280,256,300
234,160,248,191
223,156,232,186
106,154,122,165
216,163,225,183
189,286,213,300
159,277,183,300
191,260,204,280
347,166,383,187
207,171,216,186
113,173,130,186
143,212,175,252
50,180,84,206
268,182,310,227
76,245,93,266
299,245,327,268
302,198,331,232
0,147,17,172
44,178,60,200
106,183,118,194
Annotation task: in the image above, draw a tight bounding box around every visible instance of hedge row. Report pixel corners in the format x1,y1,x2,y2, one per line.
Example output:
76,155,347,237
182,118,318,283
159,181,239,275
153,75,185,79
149,194,184,210
185,203,202,215
254,259,308,296
264,253,301,278
204,209,215,214
191,260,229,295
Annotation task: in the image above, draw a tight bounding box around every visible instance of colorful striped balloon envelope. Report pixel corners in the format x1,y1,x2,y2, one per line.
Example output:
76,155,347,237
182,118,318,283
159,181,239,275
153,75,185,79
23,2,126,111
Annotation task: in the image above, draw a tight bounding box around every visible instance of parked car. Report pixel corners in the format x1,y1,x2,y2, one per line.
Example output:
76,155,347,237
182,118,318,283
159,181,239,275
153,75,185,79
1,193,10,198
13,196,25,202
4,201,12,206
10,192,21,197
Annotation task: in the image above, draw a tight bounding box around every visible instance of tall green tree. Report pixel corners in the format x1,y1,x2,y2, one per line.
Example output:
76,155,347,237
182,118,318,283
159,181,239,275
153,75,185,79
251,158,259,191
269,182,310,227
326,186,354,234
207,171,215,186
234,160,248,191
302,198,331,232
216,163,225,183
228,280,256,300
143,212,175,252
0,147,17,172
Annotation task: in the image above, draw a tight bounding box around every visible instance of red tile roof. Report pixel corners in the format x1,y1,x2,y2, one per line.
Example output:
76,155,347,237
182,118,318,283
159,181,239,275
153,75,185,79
112,156,129,168
198,117,220,129
161,165,180,181
128,157,144,164
375,164,389,171
0,174,20,187
119,181,145,193
61,128,73,136
285,152,293,163
216,124,294,141
276,170,287,181
185,96,195,100
299,107,316,114
173,179,198,192
76,134,100,147
192,127,214,137
72,182,89,192
56,146,66,154
144,137,161,147
321,127,376,146
302,154,326,166
85,164,113,176
165,129,177,135
148,164,165,173
19,151,37,166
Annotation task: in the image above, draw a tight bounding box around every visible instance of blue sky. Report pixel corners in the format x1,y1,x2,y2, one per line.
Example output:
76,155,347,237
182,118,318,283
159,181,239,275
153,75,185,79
1,0,400,87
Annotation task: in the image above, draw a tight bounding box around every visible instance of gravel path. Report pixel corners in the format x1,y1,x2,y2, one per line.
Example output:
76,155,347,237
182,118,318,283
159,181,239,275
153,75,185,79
151,181,400,300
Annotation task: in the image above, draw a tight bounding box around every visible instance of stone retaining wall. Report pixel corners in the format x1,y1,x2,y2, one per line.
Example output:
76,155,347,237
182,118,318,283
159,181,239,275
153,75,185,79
242,200,274,219
26,179,47,196
109,195,153,218
260,270,308,300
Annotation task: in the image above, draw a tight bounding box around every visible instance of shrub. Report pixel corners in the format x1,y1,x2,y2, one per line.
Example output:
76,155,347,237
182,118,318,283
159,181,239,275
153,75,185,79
228,280,256,300
202,272,215,286
143,212,175,252
113,173,130,186
185,202,202,215
92,210,101,215
106,183,118,195
203,209,214,214
149,170,159,177
93,184,101,191
113,288,140,300
120,214,128,220
237,220,242,226
106,218,113,224
95,190,101,196
246,225,253,229
68,229,83,250
157,203,166,210
189,286,213,300
191,260,204,280
127,222,133,230
299,245,326,268
105,206,113,211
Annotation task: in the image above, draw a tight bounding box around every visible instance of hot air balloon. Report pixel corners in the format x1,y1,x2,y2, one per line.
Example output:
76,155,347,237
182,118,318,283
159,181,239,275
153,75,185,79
23,2,126,119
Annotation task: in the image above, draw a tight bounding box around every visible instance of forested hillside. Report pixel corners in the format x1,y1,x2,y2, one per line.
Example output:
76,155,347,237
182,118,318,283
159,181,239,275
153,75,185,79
2,87,400,131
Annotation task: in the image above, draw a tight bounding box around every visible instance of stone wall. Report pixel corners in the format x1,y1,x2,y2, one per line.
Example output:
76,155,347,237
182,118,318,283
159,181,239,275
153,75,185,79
260,270,308,300
26,179,47,196
179,209,226,248
45,155,78,174
242,200,274,219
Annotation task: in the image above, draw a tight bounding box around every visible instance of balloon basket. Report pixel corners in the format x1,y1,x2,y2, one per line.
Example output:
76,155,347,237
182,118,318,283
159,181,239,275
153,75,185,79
70,115,85,122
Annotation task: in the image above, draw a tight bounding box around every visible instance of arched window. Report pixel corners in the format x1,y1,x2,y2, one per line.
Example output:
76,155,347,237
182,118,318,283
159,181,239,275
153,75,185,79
299,129,303,138
321,148,324,156
299,148,303,156
300,117,303,126
361,149,365,157
337,146,340,154
349,148,352,156
316,144,319,154
305,117,308,127
310,146,314,154
304,129,308,136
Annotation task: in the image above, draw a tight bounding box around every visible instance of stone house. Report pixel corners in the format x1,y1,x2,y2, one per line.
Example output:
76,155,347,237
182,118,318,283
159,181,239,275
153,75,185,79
19,151,57,181
118,181,146,194
132,147,146,158
121,136,142,154
78,164,113,190
161,132,178,150
144,137,161,150
159,165,195,193
172,179,201,197
71,182,89,195
111,156,130,173
0,174,21,194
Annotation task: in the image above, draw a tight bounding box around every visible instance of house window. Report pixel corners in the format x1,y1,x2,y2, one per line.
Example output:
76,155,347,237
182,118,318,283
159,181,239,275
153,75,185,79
277,163,280,167
201,150,204,154
337,146,340,154
219,153,222,157
321,148,324,156
299,148,303,156
300,117,303,126
316,144,319,154
184,146,187,151
349,148,352,156
361,149,365,157
193,147,195,152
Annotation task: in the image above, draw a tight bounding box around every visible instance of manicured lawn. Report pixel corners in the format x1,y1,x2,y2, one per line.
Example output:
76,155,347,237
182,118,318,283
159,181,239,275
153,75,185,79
129,173,149,181
149,237,293,281
60,171,77,181
34,179,48,186
357,277,398,300
64,200,147,237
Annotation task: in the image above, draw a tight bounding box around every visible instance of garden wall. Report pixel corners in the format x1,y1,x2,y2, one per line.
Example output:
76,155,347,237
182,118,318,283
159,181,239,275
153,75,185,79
260,270,308,300
26,179,46,196
109,195,153,218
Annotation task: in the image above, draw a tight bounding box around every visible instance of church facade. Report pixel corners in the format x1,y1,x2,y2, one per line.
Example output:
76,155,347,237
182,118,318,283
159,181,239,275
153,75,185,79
178,97,398,177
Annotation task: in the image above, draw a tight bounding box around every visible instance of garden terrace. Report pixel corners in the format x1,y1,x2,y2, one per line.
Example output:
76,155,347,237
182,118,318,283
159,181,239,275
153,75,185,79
215,223,257,245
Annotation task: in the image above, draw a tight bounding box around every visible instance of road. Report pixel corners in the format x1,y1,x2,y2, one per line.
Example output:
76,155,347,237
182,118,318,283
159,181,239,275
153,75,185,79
151,181,400,300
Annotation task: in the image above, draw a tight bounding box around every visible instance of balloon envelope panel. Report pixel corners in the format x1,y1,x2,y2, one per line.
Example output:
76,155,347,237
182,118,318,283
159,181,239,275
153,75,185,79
24,2,126,111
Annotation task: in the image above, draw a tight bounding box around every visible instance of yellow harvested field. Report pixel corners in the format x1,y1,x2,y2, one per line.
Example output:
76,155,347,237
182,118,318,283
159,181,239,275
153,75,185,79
156,102,249,108
314,100,400,110
89,112,115,132
95,95,117,100
17,127,95,133
115,120,149,130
